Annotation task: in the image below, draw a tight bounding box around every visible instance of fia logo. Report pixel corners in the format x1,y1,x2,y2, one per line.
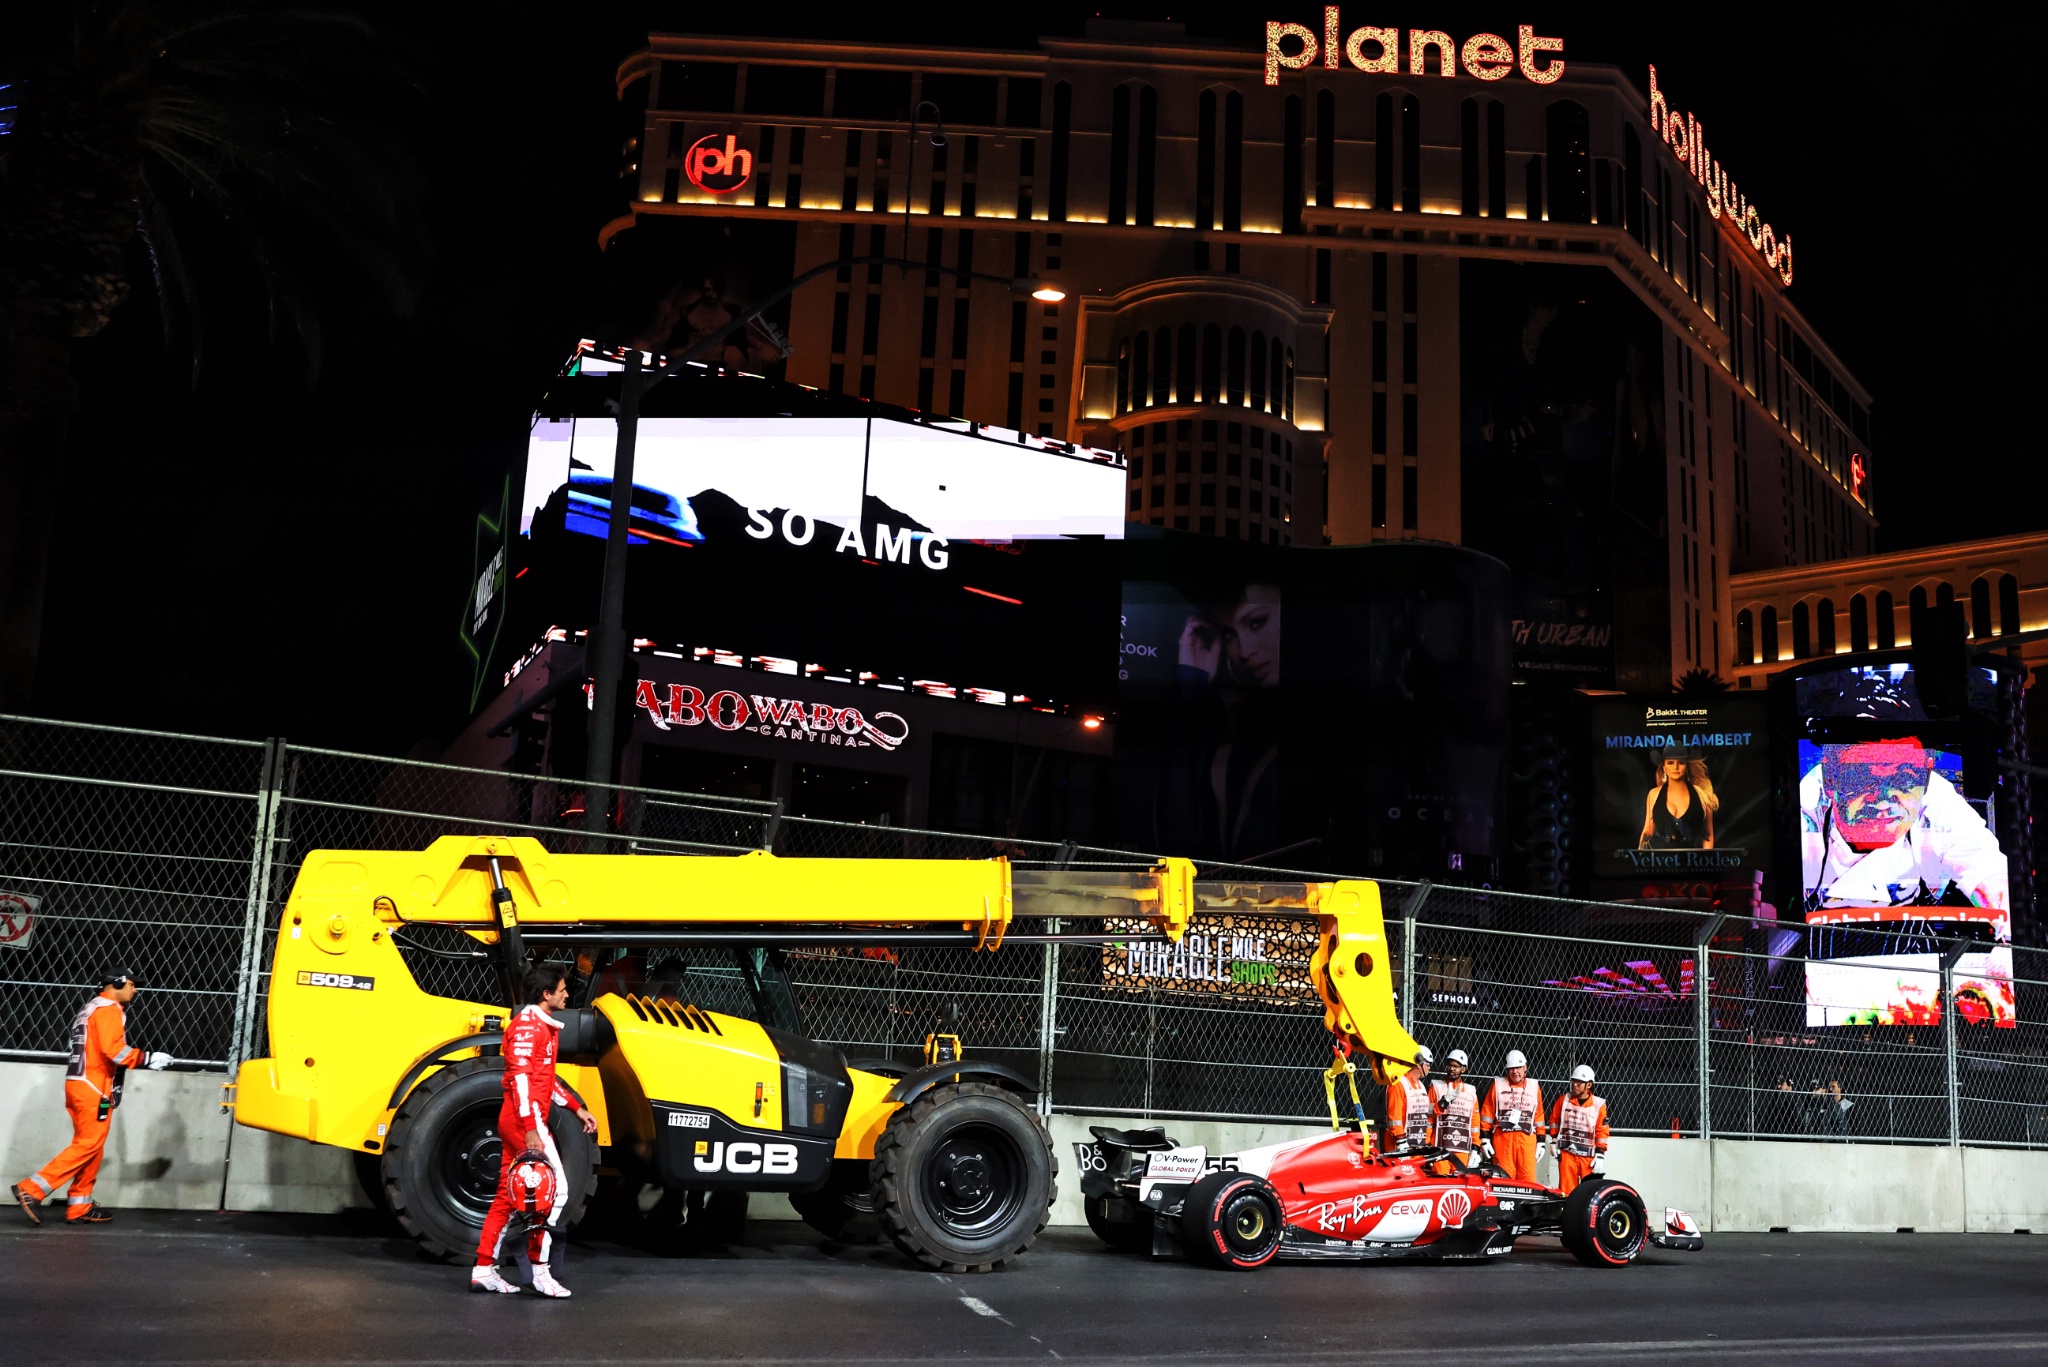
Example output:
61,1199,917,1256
692,1140,800,1175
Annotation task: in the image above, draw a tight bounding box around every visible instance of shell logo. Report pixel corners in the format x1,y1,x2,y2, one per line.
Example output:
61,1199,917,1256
1437,1190,1472,1228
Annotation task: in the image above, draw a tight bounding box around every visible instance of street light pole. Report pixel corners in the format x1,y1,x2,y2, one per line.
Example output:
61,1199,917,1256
578,257,1064,834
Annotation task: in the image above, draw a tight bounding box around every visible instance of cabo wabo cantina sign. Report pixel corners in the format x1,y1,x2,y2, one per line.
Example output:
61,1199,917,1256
633,680,909,752
1103,913,1320,1006
1265,14,1794,286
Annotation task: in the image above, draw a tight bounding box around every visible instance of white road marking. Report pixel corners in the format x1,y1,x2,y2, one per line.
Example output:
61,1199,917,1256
959,1295,1002,1318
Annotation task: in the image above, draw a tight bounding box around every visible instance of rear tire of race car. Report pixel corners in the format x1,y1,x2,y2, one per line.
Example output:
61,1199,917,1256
383,1057,598,1264
873,1082,1056,1273
1084,1194,1153,1253
1179,1172,1284,1271
1560,1180,1649,1267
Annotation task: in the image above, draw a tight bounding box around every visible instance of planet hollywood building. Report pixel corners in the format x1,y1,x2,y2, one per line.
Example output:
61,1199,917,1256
606,15,1875,696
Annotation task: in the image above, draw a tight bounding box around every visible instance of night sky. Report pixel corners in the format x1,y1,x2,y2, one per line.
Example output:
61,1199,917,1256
30,4,2032,754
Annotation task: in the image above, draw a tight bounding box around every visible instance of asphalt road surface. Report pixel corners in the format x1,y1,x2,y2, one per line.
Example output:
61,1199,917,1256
8,1210,2047,1365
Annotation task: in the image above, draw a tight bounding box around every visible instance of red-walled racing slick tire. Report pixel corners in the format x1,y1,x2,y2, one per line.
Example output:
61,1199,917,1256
1560,1179,1650,1267
1180,1172,1284,1270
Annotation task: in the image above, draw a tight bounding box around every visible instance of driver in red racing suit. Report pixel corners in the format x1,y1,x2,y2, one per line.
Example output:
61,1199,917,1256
471,964,595,1298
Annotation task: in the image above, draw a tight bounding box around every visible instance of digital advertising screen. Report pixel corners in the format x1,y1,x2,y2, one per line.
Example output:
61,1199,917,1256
1796,737,2009,914
1804,938,2016,1029
1110,532,1512,878
513,411,1128,712
1588,698,1771,879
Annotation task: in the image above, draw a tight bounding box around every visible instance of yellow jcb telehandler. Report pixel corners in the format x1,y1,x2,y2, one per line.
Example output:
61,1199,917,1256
231,836,1417,1271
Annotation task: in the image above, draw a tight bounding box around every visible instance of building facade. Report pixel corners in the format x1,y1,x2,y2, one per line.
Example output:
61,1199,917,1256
606,17,1875,692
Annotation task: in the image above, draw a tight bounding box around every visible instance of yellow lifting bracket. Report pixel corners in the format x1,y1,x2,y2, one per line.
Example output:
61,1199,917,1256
1322,1041,1375,1159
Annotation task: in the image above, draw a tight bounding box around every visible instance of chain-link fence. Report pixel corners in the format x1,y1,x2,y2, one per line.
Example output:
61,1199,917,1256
3,713,2045,1150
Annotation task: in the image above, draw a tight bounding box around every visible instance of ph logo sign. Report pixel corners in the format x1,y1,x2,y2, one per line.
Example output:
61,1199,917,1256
686,134,753,195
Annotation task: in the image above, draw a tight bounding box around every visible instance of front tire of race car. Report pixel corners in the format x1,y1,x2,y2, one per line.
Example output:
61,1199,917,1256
1560,1180,1649,1267
1180,1172,1284,1271
1084,1194,1153,1253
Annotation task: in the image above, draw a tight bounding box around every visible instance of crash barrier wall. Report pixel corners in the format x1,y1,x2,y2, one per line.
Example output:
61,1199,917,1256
7,1057,2048,1233
4,712,2046,1153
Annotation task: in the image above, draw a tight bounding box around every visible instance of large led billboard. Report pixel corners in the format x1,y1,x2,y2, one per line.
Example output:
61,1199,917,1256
1588,698,1771,880
513,409,1127,712
1110,531,1512,878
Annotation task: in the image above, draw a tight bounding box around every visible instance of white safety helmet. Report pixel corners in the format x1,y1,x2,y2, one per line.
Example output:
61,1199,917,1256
1447,1049,1470,1067
1571,1064,1596,1084
1503,1049,1529,1070
1413,1045,1434,1068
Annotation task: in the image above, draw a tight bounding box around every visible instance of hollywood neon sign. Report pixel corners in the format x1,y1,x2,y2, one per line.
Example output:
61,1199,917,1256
1649,67,1793,287
685,133,753,196
1265,12,1564,85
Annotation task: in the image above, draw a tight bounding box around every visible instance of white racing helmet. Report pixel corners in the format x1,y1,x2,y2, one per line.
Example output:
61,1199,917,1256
1503,1049,1528,1070
1447,1049,1470,1067
1571,1064,1597,1083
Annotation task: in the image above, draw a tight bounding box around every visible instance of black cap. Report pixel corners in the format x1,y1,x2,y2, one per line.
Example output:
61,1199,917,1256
98,968,139,988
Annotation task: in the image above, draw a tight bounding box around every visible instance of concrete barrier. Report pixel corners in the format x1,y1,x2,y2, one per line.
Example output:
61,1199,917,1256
7,1060,2046,1234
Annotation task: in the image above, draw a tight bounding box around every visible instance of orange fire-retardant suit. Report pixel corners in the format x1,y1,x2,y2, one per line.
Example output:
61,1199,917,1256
1384,1069,1433,1152
21,992,148,1219
1479,1075,1545,1184
1550,1091,1611,1191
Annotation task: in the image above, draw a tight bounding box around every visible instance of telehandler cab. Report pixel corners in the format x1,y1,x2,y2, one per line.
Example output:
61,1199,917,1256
231,836,1418,1272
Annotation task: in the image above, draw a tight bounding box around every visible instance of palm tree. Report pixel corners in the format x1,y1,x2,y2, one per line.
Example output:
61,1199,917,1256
0,2,429,709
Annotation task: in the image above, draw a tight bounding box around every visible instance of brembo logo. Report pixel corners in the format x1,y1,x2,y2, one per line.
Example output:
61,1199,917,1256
693,1140,801,1175
685,133,753,195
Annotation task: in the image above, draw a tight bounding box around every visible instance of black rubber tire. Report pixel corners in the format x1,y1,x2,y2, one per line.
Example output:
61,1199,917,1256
1560,1179,1649,1267
1084,1194,1153,1253
791,1159,883,1243
352,1151,395,1223
382,1057,597,1263
1178,1172,1284,1270
873,1082,1055,1272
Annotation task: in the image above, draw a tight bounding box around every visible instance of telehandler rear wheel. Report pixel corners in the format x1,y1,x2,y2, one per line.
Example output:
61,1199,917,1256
873,1082,1055,1272
790,1159,883,1243
382,1057,598,1263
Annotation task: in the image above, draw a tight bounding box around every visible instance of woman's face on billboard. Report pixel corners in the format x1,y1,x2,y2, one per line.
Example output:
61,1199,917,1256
1226,585,1282,688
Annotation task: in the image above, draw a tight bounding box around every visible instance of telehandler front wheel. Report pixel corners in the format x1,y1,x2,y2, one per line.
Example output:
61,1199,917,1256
873,1082,1055,1273
790,1158,883,1243
382,1057,597,1263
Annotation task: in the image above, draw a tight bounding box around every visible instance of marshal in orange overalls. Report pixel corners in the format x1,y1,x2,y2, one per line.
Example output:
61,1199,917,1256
17,992,148,1221
1479,1075,1545,1184
1550,1091,1611,1191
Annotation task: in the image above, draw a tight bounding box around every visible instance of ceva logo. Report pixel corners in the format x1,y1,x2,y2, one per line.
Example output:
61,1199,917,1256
686,134,753,195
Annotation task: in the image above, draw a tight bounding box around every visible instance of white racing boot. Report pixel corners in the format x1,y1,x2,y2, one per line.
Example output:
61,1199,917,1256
469,1266,519,1294
529,1267,572,1299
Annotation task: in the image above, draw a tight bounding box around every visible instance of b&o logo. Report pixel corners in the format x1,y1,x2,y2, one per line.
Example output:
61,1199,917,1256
685,134,753,195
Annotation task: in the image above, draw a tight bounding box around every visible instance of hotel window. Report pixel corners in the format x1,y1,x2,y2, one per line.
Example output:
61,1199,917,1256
1372,464,1387,528
1136,85,1158,226
1282,94,1305,234
1817,598,1836,655
1460,99,1480,215
1622,123,1643,243
1791,603,1810,659
1761,606,1779,661
1374,94,1393,210
1223,90,1245,232
1315,89,1336,211
1153,327,1172,406
745,65,825,116
1251,332,1267,411
2000,574,2021,635
1486,100,1507,219
1544,100,1590,224
1850,594,1869,652
1971,577,1993,639
1048,82,1071,222
1108,85,1132,225
657,60,737,112
1875,591,1895,648
1227,327,1247,406
1735,609,1754,665
1401,464,1418,530
783,126,805,208
1197,89,1218,228
1177,323,1197,402
1399,95,1420,212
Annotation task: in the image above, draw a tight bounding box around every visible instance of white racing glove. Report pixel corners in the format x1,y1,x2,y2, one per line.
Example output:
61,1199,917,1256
144,1051,173,1071
1592,1153,1606,1175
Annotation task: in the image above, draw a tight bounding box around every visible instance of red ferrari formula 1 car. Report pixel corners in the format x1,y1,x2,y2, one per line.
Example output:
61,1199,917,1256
1076,1125,1705,1270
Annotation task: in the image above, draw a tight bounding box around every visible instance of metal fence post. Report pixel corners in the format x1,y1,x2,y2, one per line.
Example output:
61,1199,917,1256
1397,881,1431,1033
226,738,284,1075
1693,914,1725,1141
1942,939,1969,1148
1037,940,1059,1117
